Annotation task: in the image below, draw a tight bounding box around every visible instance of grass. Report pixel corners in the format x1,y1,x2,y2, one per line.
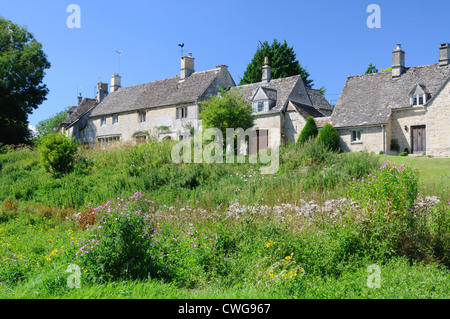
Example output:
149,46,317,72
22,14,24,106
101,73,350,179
0,143,449,299
380,154,450,201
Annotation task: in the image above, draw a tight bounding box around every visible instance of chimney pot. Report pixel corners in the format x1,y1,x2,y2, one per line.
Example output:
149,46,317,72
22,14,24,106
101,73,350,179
262,56,271,83
392,43,405,78
77,92,83,105
180,54,195,80
439,43,450,66
111,74,122,93
96,82,108,103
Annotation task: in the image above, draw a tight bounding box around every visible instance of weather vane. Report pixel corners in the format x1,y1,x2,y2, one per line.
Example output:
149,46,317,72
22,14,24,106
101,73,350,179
178,43,185,56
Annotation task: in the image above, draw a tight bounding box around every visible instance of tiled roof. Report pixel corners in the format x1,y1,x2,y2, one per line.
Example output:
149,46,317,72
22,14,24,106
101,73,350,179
235,75,303,113
61,98,97,127
330,63,450,127
90,68,225,117
306,88,333,112
289,101,325,119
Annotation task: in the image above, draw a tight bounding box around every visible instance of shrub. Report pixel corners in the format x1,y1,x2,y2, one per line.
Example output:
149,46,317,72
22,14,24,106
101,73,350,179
347,160,419,212
390,139,400,152
73,192,156,281
404,148,410,154
297,117,318,145
38,133,78,177
399,152,408,157
316,124,340,152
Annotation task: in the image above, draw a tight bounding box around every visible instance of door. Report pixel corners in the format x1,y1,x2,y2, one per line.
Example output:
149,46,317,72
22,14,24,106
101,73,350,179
411,125,426,153
248,129,269,155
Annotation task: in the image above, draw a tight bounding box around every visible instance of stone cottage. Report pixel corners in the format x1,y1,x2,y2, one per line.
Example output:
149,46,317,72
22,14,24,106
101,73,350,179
330,43,450,157
60,54,332,152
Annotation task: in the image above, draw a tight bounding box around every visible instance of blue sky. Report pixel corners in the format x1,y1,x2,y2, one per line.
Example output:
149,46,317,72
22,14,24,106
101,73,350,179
2,0,450,127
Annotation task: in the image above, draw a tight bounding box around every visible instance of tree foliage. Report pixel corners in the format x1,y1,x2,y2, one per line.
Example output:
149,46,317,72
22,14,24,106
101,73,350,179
199,87,256,139
297,117,318,146
34,107,69,141
239,39,315,88
316,123,341,152
0,17,51,145
365,63,379,74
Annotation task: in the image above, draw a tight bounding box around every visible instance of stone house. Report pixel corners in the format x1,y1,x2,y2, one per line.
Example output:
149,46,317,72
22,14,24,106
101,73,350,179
330,43,450,157
61,54,332,152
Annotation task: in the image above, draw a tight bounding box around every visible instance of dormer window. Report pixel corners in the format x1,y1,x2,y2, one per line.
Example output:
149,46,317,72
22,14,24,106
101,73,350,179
411,94,425,106
253,100,268,113
410,84,428,106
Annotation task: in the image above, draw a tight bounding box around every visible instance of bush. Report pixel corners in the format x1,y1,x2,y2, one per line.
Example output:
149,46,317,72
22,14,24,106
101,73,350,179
347,160,419,211
38,133,78,177
399,152,408,157
297,117,318,145
316,124,340,152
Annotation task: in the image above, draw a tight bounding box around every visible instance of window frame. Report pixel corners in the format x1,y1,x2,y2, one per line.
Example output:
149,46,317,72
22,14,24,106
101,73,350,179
100,116,106,126
112,113,119,125
176,107,188,119
138,110,147,123
351,129,362,143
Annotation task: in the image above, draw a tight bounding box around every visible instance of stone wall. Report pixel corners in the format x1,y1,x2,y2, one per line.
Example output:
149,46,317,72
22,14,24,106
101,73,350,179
338,126,384,153
282,110,306,145
390,107,426,153
426,79,450,157
87,103,199,144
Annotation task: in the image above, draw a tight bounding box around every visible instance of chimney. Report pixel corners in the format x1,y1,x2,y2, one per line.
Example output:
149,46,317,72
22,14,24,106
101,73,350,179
392,44,405,78
216,64,228,71
111,73,122,93
96,82,108,103
439,43,450,66
262,56,271,83
180,53,195,80
77,92,83,105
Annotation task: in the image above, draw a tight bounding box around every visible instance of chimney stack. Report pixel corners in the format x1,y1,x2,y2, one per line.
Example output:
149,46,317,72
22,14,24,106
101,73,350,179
392,44,405,78
96,82,108,103
180,53,195,80
77,92,83,105
262,56,271,83
111,73,122,93
439,43,450,66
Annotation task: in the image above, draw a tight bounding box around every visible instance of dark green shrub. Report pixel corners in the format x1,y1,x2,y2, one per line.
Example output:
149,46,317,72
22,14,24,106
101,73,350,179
297,117,318,145
404,148,410,154
399,152,408,156
38,133,78,177
316,124,341,152
391,139,400,152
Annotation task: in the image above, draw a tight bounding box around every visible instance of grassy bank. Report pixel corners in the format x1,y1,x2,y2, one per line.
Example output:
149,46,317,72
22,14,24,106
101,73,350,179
0,142,449,298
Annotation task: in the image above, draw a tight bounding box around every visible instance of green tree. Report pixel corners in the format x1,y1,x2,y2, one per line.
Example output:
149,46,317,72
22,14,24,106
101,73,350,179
38,132,78,177
297,117,318,146
199,87,256,144
239,39,316,89
316,123,341,152
34,107,69,141
0,17,51,145
365,63,379,74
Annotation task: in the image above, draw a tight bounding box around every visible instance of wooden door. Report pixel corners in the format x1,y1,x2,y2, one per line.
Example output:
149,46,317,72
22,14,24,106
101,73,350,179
411,125,426,153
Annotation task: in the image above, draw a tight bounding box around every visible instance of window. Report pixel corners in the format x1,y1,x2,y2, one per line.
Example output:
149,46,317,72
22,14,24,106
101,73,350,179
97,135,121,145
113,114,119,124
351,130,361,143
411,94,425,106
176,107,188,119
138,110,146,123
253,101,268,113
101,116,106,126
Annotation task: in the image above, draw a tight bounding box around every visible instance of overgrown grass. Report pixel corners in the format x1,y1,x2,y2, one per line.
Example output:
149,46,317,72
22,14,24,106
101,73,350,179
0,142,449,299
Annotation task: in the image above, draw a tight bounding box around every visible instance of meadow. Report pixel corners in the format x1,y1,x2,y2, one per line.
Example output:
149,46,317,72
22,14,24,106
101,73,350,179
0,141,449,299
